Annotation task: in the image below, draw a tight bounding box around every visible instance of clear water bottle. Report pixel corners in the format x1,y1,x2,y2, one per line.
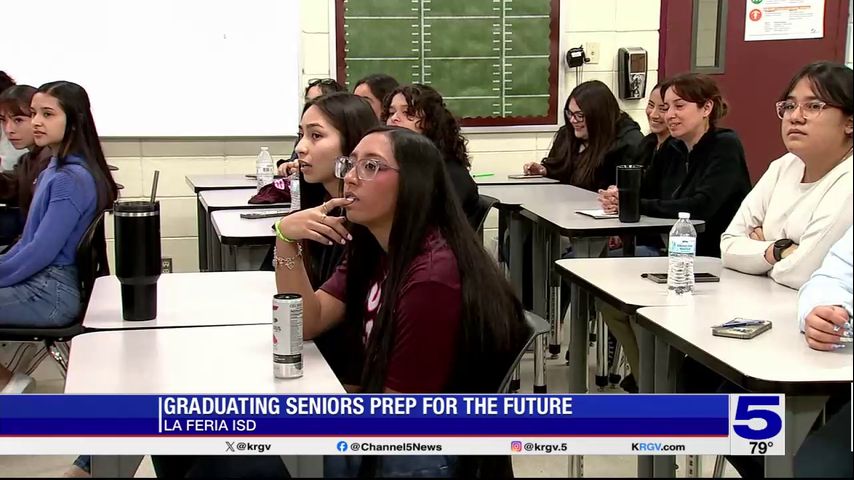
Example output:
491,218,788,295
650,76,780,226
255,147,274,191
667,212,696,295
289,172,300,212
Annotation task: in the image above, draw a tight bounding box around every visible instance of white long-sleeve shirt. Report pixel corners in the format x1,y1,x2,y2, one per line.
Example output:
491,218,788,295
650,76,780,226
720,152,853,289
798,227,853,332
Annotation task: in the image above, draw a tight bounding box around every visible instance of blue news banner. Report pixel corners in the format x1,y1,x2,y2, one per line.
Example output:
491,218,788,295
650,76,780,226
0,394,785,456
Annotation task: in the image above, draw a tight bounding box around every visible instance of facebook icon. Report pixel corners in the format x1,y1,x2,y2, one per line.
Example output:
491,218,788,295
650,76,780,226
336,441,348,452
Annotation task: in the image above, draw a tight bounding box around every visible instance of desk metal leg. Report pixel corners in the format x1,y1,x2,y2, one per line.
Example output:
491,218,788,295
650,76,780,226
197,199,208,272
594,313,609,390
507,211,527,392
531,223,549,393
634,315,654,478
207,213,221,271
686,454,702,477
566,282,588,478
91,455,143,478
547,230,562,359
653,336,676,478
764,395,827,478
221,244,236,272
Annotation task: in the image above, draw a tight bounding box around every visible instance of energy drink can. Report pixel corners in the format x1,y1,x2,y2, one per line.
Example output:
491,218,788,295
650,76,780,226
273,293,303,378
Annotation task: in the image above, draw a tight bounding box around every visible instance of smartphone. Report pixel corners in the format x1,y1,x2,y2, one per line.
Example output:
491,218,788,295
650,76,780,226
240,210,290,219
712,319,772,339
508,174,544,179
642,273,720,284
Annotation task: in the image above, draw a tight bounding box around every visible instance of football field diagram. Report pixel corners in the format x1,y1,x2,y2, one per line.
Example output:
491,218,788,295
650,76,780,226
339,0,557,123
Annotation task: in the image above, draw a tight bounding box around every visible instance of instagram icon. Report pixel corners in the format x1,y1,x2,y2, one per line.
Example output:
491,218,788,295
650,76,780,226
511,441,523,452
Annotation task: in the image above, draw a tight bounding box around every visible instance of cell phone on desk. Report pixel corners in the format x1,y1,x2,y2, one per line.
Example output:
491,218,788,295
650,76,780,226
711,318,772,339
642,273,720,284
240,210,290,220
508,174,544,179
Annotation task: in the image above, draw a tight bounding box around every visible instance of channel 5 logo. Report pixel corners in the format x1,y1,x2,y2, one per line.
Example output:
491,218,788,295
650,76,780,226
731,395,783,440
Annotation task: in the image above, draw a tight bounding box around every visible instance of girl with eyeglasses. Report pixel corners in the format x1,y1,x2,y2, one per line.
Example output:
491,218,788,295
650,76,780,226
524,80,643,191
274,126,526,477
720,61,853,289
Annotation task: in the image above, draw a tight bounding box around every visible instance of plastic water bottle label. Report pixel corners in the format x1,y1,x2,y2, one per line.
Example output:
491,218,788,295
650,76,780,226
669,237,696,255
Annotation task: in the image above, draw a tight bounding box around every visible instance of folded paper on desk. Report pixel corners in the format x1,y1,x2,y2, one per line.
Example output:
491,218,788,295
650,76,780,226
576,209,619,219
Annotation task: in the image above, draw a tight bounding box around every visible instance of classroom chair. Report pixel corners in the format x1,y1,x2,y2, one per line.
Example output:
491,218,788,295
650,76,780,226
472,194,499,237
0,211,109,376
497,311,551,394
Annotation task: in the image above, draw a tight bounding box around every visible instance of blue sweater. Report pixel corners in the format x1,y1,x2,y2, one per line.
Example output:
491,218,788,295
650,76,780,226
0,155,97,287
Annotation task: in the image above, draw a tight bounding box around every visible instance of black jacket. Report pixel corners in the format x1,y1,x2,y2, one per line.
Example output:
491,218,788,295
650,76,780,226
543,113,643,191
640,127,752,257
445,158,480,228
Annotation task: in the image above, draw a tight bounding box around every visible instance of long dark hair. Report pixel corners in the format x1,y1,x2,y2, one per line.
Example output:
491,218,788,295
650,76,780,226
298,92,378,285
0,71,14,93
304,78,346,99
36,81,118,212
660,73,729,128
551,80,623,189
381,84,471,168
779,61,854,126
354,73,399,106
345,126,526,394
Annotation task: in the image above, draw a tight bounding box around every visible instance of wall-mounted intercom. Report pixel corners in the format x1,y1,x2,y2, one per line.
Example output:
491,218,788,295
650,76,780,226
617,47,648,100
565,46,589,69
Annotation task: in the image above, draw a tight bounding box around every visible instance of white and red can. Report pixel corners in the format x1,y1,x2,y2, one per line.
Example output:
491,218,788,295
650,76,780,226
273,293,303,378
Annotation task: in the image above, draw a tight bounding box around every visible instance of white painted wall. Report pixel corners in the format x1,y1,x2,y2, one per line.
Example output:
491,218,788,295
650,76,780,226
101,0,663,271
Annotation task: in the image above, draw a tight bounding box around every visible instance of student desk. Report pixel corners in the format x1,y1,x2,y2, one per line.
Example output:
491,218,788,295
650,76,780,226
186,175,256,272
65,324,344,478
473,175,559,185
199,189,288,271
211,210,280,271
477,184,593,393
82,272,274,330
522,200,705,394
555,257,784,477
638,296,852,478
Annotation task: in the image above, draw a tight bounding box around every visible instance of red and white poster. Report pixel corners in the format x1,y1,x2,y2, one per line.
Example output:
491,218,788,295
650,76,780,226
744,0,825,41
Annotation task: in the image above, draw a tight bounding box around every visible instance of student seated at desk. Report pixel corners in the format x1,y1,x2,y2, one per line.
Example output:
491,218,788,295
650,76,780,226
523,80,643,192
596,74,752,393
353,73,399,120
794,227,852,478
263,92,378,384
0,81,118,394
0,71,26,172
0,85,53,246
277,78,347,176
274,126,526,477
721,61,853,289
383,84,480,228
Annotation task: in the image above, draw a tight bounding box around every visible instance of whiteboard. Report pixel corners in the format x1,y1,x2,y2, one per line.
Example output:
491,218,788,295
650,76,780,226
2,0,301,137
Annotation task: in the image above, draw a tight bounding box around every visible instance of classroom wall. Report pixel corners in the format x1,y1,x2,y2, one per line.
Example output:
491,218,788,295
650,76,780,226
101,0,662,272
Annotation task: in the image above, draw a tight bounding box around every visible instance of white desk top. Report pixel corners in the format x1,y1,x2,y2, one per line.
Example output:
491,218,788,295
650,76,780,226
637,302,853,387
83,272,275,330
522,199,704,235
212,209,279,244
555,257,796,310
473,175,559,185
186,174,256,193
65,325,345,394
200,188,289,210
479,183,595,207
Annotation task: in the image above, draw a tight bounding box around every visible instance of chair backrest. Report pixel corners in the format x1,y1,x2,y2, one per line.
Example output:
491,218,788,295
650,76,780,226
471,194,498,234
497,311,551,394
75,211,109,307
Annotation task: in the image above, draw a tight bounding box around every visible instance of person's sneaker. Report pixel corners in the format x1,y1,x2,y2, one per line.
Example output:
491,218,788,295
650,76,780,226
619,373,639,394
0,372,35,394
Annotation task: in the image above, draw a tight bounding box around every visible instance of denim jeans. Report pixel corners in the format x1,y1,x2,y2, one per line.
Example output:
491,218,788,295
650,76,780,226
324,455,457,477
0,265,81,327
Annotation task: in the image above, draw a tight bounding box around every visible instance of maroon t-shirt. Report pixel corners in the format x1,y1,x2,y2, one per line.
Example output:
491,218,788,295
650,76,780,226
320,231,462,393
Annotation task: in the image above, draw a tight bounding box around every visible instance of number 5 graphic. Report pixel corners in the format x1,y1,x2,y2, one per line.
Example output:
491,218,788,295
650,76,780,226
733,396,783,440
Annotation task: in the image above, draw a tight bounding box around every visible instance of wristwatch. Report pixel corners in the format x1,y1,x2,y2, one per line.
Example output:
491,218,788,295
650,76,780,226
773,239,795,261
